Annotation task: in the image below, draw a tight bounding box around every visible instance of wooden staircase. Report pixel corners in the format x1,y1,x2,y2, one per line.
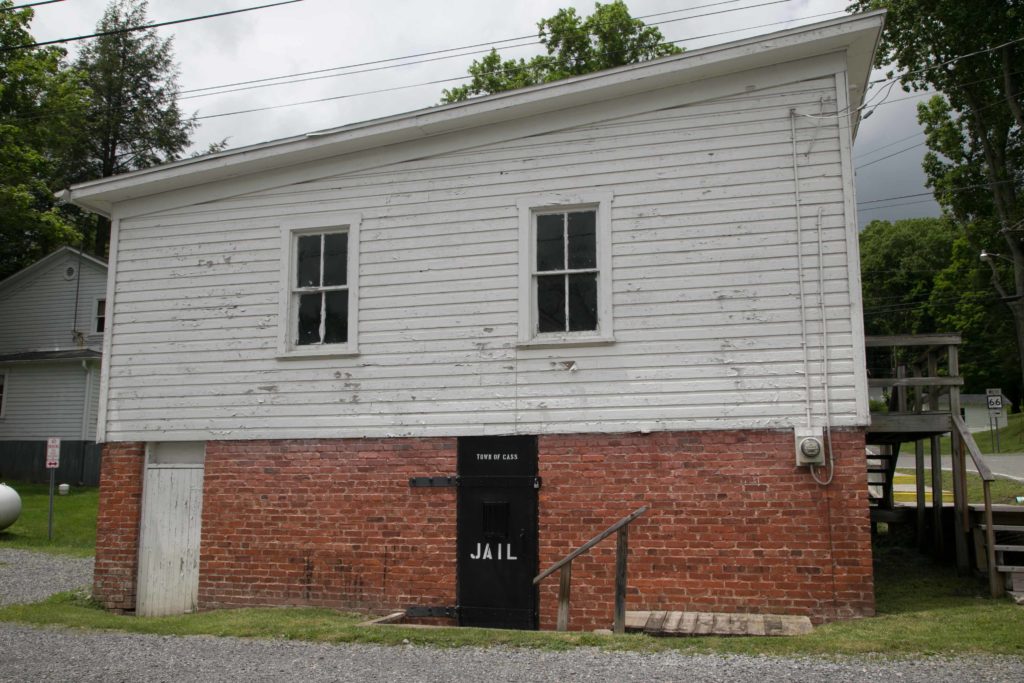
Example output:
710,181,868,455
865,334,1013,599
866,444,899,511
973,508,1024,602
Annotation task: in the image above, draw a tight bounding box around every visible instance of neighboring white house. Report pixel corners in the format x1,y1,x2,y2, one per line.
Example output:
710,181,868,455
69,12,884,627
961,393,1010,430
0,247,106,484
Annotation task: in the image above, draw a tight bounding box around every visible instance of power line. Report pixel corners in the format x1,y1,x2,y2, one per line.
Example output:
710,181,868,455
799,34,1024,122
178,0,752,97
0,0,304,53
857,180,1012,206
854,131,924,160
180,0,801,101
0,7,848,127
855,142,927,170
858,198,939,213
195,8,846,120
1,0,64,10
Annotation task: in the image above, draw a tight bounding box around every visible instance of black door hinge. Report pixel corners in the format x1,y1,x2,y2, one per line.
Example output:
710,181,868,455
409,476,458,488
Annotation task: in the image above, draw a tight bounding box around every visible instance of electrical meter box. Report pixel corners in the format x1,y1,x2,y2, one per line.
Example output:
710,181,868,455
794,428,825,467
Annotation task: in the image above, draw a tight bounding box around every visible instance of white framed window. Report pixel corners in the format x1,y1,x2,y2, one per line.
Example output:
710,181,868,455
0,370,7,418
94,298,106,334
278,214,360,358
517,192,613,346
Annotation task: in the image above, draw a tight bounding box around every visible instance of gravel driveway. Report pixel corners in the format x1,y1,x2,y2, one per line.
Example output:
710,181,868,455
1,548,1022,682
0,549,93,607
1,624,1023,682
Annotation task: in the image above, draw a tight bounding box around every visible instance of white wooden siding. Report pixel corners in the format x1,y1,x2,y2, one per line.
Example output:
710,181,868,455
105,70,867,441
0,362,90,440
0,253,107,354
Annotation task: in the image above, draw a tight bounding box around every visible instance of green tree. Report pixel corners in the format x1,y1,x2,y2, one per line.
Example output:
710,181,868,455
859,217,958,336
0,2,88,281
859,217,1020,403
930,227,1020,402
850,0,1024,407
70,0,196,257
442,1,681,103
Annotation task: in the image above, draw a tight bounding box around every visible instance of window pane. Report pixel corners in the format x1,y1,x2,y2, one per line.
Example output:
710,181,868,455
568,273,598,331
323,291,349,344
322,233,347,286
567,211,596,269
537,274,566,333
296,234,321,288
536,213,564,272
297,293,322,345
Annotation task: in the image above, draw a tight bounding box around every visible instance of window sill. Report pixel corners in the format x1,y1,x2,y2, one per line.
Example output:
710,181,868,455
276,345,359,360
517,334,614,349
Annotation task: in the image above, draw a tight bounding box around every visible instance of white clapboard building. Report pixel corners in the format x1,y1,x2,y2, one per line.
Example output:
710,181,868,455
0,247,106,484
68,12,884,628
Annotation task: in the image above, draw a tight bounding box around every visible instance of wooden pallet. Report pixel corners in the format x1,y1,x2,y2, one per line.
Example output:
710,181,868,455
625,610,812,637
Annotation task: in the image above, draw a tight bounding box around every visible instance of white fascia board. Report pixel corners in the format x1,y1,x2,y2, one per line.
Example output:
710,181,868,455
65,11,884,215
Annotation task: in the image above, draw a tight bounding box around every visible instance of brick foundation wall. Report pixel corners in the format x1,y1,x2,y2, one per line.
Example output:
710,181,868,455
200,438,457,612
92,442,145,611
538,429,874,629
91,429,873,627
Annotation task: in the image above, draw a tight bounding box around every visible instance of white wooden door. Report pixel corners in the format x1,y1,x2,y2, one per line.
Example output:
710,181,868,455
137,443,205,616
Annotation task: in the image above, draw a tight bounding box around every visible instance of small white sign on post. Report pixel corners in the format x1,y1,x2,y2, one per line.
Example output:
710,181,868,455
45,437,61,469
986,388,1003,416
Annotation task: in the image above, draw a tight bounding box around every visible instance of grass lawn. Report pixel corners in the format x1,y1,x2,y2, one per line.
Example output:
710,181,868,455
0,542,1021,656
895,469,1024,506
0,479,1021,656
937,412,1024,455
0,481,97,557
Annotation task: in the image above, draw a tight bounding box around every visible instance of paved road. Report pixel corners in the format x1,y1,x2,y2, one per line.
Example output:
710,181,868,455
2,623,1024,683
895,453,1024,481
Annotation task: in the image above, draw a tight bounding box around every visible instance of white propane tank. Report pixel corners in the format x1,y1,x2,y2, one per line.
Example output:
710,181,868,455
0,483,22,531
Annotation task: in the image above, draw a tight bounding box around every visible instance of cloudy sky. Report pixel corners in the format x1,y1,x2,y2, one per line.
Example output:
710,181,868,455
27,0,941,225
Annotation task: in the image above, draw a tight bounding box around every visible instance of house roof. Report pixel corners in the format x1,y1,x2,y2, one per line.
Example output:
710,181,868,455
961,393,1011,406
63,11,885,218
0,246,107,295
0,349,102,364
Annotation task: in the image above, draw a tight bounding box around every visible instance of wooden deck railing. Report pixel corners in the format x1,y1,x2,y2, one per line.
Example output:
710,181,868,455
533,506,647,633
951,414,1001,598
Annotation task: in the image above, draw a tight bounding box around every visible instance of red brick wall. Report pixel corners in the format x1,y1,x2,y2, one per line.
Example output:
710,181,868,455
199,438,457,612
537,429,874,629
92,441,145,612
92,430,873,627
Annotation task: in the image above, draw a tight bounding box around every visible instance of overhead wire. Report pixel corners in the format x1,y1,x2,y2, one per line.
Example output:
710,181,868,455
1,0,64,10
179,0,754,97
0,0,304,52
194,8,847,120
853,131,924,159
180,0,805,101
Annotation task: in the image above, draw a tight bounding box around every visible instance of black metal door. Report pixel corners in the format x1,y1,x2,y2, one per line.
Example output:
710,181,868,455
457,435,539,629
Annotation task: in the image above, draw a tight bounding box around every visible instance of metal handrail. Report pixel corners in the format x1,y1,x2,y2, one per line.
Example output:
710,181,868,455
533,506,647,633
951,414,1000,598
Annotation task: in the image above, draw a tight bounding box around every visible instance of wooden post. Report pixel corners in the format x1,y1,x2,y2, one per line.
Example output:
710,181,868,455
948,343,969,573
613,525,628,634
930,434,944,556
982,481,1002,598
557,563,571,632
915,439,927,551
